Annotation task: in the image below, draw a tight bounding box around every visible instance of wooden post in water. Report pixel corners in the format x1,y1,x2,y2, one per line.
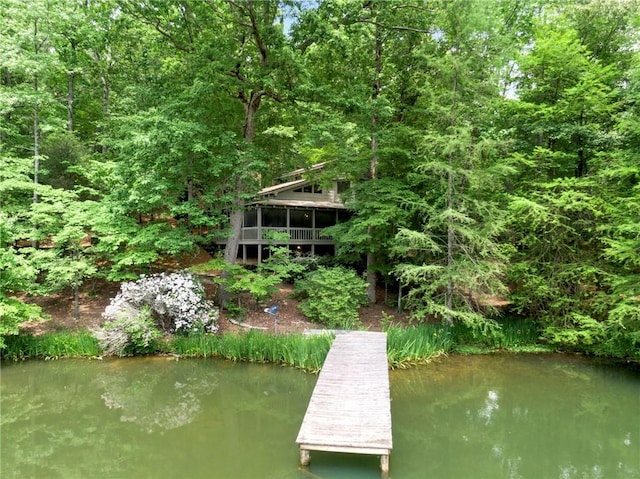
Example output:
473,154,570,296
381,454,389,477
300,449,310,467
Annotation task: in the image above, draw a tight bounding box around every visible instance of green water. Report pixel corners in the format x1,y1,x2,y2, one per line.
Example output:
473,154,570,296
1,354,638,479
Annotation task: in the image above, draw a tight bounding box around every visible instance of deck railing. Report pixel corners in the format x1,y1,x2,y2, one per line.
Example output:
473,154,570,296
240,227,333,242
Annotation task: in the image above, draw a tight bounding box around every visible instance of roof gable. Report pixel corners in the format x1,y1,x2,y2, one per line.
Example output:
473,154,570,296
254,163,345,209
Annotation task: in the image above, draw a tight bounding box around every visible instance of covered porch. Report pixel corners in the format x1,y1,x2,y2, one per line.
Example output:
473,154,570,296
232,206,349,264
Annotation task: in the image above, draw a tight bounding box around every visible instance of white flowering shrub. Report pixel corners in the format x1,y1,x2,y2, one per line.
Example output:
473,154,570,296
103,271,219,334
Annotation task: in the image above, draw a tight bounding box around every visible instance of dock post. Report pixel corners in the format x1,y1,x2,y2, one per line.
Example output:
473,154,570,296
381,454,389,476
300,449,310,467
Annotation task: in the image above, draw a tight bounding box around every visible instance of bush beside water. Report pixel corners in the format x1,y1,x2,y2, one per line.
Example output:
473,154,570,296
450,317,546,353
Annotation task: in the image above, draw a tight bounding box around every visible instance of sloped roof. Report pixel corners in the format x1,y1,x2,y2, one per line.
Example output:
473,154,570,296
278,162,327,180
259,178,307,195
253,198,346,209
252,163,345,209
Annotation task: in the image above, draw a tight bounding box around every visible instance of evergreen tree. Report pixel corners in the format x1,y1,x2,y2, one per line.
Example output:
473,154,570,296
394,0,513,329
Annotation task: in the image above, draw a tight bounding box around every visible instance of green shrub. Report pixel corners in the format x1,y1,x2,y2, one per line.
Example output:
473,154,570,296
542,312,606,351
448,317,545,352
258,242,308,282
597,303,640,358
94,306,161,356
0,295,45,349
215,263,281,308
190,258,227,274
295,266,368,329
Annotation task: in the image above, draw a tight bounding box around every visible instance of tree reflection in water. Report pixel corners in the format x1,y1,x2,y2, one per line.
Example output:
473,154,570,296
95,358,219,433
390,354,640,479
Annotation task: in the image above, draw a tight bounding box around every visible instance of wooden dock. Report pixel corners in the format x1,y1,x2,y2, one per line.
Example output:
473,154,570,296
296,331,392,475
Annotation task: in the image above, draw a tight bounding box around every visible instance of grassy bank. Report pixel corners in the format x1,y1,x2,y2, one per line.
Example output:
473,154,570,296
449,317,552,354
0,330,335,371
1,318,550,369
1,331,102,360
166,331,333,372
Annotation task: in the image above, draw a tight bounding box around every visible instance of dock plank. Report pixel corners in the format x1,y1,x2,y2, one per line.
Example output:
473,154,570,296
296,331,392,474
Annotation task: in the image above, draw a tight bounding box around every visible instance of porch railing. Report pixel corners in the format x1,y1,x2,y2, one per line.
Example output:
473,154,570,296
240,227,333,242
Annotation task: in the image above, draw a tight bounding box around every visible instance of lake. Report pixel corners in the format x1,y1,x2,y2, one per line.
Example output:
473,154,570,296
1,353,638,478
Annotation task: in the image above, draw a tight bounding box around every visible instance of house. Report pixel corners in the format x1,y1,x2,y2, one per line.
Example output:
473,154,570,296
221,163,351,264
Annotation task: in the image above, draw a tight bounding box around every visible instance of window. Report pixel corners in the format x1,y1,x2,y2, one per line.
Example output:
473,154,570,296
337,210,351,223
290,209,313,228
315,210,336,228
293,183,322,194
262,208,287,227
243,209,257,227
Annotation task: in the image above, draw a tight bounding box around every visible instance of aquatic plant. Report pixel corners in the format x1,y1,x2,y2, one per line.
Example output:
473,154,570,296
386,324,453,368
1,331,101,360
168,330,333,372
450,317,542,351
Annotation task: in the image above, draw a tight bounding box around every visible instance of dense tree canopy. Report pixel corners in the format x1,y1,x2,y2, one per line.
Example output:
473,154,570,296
1,0,639,358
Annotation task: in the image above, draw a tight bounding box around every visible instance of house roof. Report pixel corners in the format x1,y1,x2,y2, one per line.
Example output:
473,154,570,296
252,163,346,210
278,162,327,180
259,178,307,195
253,198,346,209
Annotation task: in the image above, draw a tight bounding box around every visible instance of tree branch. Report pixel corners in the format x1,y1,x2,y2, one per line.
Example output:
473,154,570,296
120,1,193,53
356,18,431,35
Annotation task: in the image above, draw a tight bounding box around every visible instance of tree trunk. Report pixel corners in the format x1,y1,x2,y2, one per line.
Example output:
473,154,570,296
218,93,261,305
366,253,377,303
100,73,110,154
73,272,80,321
445,52,459,326
33,93,39,205
222,93,261,266
367,133,378,304
0,68,9,146
67,72,75,132
445,162,454,325
32,20,40,206
32,21,40,250
223,188,244,266
366,23,383,304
